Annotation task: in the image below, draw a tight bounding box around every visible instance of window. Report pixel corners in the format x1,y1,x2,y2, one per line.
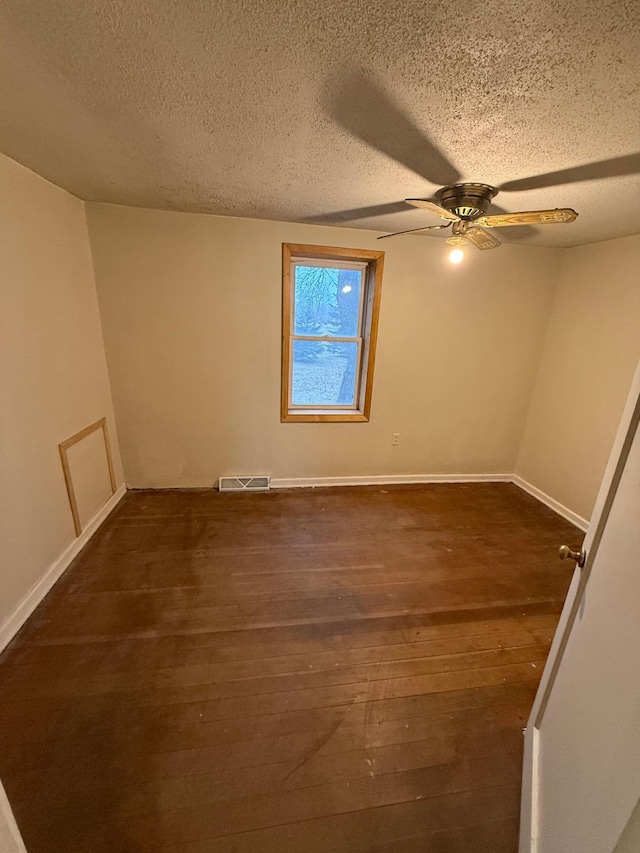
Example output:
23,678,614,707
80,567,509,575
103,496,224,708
281,243,384,422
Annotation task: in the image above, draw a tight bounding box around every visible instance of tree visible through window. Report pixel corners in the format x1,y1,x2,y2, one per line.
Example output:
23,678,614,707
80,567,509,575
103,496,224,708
282,244,384,423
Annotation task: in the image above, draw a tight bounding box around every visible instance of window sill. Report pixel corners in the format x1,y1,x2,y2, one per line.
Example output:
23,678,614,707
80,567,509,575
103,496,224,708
281,411,370,423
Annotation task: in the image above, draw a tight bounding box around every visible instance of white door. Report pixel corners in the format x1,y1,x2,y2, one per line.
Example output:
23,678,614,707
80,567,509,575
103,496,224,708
520,359,640,853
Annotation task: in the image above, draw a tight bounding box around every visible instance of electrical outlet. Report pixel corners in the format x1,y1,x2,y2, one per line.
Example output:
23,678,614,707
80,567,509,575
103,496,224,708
391,433,400,446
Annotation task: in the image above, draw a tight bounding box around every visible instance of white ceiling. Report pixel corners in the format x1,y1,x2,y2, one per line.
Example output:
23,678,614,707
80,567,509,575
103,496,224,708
1,0,639,247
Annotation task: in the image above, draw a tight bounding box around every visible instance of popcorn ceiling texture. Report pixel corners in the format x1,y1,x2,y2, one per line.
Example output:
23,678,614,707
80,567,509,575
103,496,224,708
0,0,638,247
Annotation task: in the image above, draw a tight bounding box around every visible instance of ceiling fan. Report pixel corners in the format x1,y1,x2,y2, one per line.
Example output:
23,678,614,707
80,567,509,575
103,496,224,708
314,71,640,250
378,183,577,250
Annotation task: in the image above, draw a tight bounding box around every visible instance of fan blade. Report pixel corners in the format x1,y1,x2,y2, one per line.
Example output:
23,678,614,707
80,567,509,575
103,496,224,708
405,199,459,221
476,209,578,228
324,71,460,185
499,153,640,192
305,201,410,224
446,235,468,246
486,203,536,238
377,224,450,240
466,227,501,250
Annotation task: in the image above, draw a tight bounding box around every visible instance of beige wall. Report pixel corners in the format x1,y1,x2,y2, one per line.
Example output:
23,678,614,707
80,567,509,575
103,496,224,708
86,203,561,488
0,779,26,853
517,234,640,522
615,798,640,853
0,153,123,637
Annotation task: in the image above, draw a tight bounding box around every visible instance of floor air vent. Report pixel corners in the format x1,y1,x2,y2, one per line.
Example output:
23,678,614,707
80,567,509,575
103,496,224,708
218,476,271,492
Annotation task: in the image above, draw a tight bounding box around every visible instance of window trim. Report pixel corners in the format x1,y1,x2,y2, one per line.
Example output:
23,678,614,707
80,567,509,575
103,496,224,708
281,243,384,423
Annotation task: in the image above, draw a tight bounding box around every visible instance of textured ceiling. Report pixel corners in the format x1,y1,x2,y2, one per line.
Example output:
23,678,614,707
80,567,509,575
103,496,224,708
1,0,639,247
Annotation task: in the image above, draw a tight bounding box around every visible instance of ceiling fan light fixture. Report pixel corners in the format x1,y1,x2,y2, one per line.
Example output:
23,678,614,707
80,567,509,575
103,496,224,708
437,183,497,220
387,186,577,246
449,248,464,264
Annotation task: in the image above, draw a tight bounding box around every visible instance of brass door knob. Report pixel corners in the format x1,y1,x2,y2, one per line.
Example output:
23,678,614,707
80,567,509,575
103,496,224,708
558,545,586,567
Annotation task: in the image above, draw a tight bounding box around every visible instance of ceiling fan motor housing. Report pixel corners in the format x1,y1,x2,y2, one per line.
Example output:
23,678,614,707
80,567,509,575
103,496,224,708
437,183,497,220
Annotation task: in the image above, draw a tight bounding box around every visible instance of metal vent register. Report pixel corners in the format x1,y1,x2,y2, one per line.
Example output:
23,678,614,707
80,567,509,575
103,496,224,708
218,476,271,492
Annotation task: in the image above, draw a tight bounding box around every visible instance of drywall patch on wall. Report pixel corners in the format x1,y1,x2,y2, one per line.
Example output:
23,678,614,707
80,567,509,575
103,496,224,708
66,428,113,528
59,417,116,534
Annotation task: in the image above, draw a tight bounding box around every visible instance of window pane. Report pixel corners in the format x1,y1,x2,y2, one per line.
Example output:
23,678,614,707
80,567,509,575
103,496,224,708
293,265,362,337
291,340,359,406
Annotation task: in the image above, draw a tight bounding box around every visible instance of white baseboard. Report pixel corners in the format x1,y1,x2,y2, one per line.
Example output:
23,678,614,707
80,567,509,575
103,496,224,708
271,472,589,532
0,483,127,654
271,473,512,489
511,475,589,532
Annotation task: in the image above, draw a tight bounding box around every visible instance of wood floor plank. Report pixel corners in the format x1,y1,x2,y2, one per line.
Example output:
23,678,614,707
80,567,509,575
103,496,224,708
0,483,578,852
153,784,521,853
5,612,558,673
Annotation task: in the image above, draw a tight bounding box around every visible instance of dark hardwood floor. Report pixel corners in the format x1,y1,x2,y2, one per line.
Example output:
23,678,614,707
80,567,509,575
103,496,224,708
0,484,579,852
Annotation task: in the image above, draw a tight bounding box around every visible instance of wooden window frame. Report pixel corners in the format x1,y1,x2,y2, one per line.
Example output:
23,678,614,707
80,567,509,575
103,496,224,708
281,243,384,423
